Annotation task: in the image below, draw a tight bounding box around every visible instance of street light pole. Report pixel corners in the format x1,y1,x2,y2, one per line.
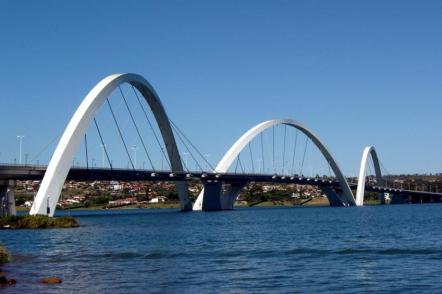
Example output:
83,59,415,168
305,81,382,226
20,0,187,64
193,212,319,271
17,135,25,164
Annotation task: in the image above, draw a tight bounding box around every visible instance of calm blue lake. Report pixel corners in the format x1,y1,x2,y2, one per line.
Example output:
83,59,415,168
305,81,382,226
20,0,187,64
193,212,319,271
2,204,442,293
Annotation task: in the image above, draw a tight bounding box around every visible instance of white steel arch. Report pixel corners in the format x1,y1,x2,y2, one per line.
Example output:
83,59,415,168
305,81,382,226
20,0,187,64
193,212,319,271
30,73,191,216
193,118,355,210
355,146,383,206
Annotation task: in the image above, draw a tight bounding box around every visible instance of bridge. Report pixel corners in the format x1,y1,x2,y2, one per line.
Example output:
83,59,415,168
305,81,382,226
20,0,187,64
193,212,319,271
2,163,439,213
1,73,440,216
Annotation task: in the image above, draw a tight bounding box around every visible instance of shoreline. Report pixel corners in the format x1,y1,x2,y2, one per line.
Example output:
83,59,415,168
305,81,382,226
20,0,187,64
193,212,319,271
16,203,182,213
16,197,382,213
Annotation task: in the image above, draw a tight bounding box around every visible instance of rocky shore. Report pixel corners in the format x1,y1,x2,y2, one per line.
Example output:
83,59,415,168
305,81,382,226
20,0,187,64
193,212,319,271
0,245,9,264
0,245,15,286
0,216,76,287
0,244,63,287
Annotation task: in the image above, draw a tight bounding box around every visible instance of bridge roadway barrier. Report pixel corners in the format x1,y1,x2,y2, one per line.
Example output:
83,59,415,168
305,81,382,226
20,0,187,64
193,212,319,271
0,164,343,186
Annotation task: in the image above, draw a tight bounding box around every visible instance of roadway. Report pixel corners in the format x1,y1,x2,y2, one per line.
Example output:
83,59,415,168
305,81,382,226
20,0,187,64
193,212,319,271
1,164,442,201
0,164,341,187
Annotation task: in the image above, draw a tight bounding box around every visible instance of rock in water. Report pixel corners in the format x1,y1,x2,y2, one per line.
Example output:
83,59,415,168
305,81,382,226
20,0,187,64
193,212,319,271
0,276,16,285
40,277,62,284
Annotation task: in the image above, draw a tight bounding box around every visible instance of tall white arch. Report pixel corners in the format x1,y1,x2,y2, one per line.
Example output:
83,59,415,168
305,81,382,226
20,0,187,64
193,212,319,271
355,146,383,206
30,73,191,216
193,118,355,210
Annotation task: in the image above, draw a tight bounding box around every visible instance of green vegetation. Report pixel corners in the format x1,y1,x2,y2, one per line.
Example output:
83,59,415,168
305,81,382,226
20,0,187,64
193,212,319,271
0,244,10,264
84,195,113,207
0,215,79,229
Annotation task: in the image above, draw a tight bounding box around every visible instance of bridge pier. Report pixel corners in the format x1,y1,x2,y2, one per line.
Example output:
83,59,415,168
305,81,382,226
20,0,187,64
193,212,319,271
321,186,349,206
201,181,247,211
0,180,16,217
379,192,386,205
201,181,223,211
390,194,407,204
220,182,246,210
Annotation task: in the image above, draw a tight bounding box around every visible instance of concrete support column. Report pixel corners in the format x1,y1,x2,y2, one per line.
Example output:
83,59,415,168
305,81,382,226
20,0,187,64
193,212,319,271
0,185,7,217
175,181,192,211
390,194,406,204
220,182,247,210
379,193,386,205
201,181,247,211
0,180,16,217
321,186,347,207
202,181,223,211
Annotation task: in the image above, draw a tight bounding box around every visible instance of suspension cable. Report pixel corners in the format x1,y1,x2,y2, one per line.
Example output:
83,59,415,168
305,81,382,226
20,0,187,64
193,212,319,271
282,125,287,175
234,156,239,174
169,119,215,171
365,158,370,184
248,142,255,173
272,125,275,173
170,123,200,172
291,130,299,175
367,154,374,177
106,98,135,170
84,134,89,170
170,123,202,172
237,153,245,173
299,137,309,176
131,85,172,170
29,131,62,164
119,86,156,171
260,132,265,173
380,160,391,176
93,118,113,170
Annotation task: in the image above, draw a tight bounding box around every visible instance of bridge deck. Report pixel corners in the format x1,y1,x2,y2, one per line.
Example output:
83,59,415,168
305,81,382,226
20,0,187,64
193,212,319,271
1,164,441,199
0,164,340,187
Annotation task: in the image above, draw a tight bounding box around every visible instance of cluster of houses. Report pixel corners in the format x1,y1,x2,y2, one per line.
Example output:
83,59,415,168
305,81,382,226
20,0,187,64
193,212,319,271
17,180,186,209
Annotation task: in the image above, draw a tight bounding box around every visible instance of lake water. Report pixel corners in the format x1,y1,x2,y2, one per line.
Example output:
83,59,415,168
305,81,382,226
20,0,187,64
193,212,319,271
2,204,442,293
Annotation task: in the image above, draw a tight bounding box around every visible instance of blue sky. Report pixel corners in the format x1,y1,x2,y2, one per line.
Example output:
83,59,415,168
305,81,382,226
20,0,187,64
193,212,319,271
0,0,441,175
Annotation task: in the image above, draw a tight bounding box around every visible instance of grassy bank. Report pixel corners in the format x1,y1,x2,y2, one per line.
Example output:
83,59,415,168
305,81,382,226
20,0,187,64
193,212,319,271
0,215,79,229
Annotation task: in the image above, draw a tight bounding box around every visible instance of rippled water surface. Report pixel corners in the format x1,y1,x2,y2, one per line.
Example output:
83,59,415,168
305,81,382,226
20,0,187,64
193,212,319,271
2,204,442,293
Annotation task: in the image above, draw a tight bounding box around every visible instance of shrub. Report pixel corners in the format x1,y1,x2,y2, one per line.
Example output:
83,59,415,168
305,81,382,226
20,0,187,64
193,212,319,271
0,215,79,229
